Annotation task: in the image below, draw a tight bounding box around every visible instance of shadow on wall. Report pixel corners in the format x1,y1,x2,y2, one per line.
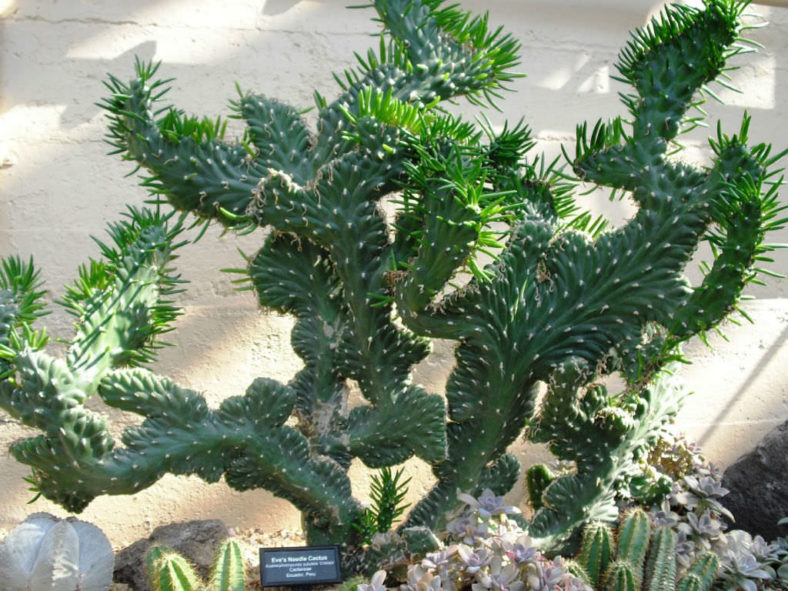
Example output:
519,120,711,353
692,318,788,462
686,6,788,459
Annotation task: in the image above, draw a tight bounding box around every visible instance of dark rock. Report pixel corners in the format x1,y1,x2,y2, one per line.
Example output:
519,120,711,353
722,420,788,541
113,519,229,591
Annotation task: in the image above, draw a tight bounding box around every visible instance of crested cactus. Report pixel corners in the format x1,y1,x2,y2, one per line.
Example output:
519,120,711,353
0,512,114,591
0,0,785,573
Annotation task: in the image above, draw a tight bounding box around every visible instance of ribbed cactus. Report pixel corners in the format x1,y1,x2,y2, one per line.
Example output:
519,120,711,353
579,522,615,587
0,0,785,572
0,512,114,591
571,509,720,591
145,539,246,591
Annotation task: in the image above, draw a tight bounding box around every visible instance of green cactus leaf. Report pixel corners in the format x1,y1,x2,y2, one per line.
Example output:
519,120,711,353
348,385,446,466
0,256,48,375
236,95,314,184
478,453,521,497
528,367,686,552
617,0,743,142
563,558,592,586
680,552,719,591
5,351,89,430
63,207,186,379
250,234,341,319
676,573,705,591
223,378,296,429
372,0,521,108
402,479,455,530
401,526,441,555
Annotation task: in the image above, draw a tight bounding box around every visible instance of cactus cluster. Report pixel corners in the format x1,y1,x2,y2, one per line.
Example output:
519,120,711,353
571,509,719,591
0,0,785,573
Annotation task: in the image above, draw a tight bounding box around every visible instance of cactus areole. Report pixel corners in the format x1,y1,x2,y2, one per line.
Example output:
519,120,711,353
0,0,785,573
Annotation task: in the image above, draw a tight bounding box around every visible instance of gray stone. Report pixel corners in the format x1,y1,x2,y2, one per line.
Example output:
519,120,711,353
113,519,229,591
721,420,788,541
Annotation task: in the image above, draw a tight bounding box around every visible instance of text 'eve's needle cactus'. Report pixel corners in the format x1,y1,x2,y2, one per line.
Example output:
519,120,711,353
1,0,785,572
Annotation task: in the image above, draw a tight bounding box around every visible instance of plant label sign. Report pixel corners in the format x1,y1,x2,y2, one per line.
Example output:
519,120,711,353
260,545,342,587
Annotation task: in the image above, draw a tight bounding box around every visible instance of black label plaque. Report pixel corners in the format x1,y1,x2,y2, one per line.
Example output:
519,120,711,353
260,545,342,587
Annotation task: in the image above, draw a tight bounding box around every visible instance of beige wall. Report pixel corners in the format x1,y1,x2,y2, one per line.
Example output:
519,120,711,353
0,0,786,547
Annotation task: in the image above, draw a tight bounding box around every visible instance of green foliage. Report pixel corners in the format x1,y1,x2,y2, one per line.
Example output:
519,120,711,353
370,467,411,533
1,0,785,575
145,539,245,591
0,257,49,381
0,207,186,512
355,467,412,544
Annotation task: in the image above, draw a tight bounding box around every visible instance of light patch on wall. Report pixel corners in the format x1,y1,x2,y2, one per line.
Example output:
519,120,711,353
677,299,788,457
537,66,574,92
66,28,234,65
0,104,68,139
577,65,610,94
64,0,252,63
262,0,301,15
0,106,67,185
0,104,104,186
711,54,776,110
537,53,592,91
0,0,14,17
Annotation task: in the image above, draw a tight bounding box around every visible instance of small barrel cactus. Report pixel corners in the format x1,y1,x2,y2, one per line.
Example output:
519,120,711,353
0,512,114,591
145,538,245,591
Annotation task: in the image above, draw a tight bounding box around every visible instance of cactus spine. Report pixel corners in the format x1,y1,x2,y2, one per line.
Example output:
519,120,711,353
616,509,650,573
676,555,719,591
208,540,246,591
605,562,640,591
0,0,784,571
645,527,678,591
145,539,245,591
579,523,615,587
146,546,202,591
573,510,720,591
